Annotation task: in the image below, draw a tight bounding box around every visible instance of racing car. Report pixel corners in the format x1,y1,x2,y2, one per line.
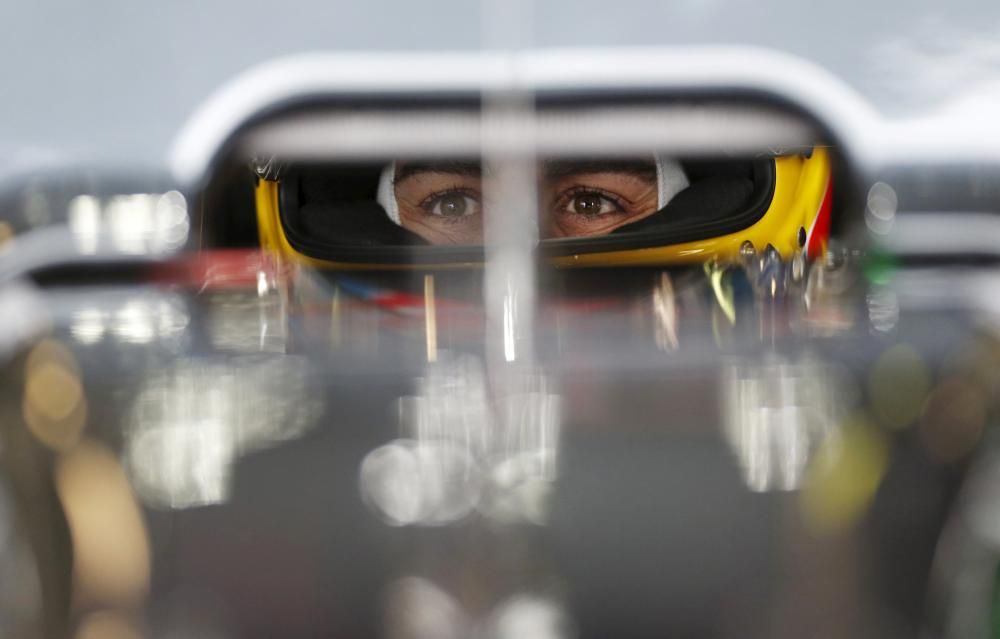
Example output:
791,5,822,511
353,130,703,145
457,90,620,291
0,47,998,639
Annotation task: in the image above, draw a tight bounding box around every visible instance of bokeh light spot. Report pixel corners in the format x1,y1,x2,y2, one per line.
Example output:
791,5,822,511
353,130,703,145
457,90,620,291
0,221,13,248
800,417,888,534
25,362,81,422
75,610,143,639
863,249,897,286
55,441,151,607
22,339,86,451
868,344,931,429
919,378,985,463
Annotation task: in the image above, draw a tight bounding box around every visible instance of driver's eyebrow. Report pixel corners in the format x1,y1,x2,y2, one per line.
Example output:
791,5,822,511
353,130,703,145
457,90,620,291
544,159,657,181
394,161,482,183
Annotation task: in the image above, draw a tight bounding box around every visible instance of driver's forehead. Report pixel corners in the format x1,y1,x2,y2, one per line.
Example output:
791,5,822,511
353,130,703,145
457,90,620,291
393,159,658,182
395,160,481,182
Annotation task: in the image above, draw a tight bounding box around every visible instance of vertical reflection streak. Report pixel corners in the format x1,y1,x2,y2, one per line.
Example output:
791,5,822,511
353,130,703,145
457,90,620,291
424,275,438,363
330,284,341,348
723,356,846,492
481,33,536,378
503,283,516,363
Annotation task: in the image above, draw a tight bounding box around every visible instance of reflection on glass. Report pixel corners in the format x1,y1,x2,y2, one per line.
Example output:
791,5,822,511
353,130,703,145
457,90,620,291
67,191,189,255
383,576,467,639
403,355,493,458
652,272,679,351
68,294,190,348
866,286,899,333
360,355,561,526
864,181,897,236
125,356,320,508
69,308,105,345
68,195,101,255
722,355,851,492
206,289,287,354
360,439,480,526
484,594,571,639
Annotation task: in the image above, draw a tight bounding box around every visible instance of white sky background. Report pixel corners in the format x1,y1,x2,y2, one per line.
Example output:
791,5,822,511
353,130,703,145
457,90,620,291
1,0,999,172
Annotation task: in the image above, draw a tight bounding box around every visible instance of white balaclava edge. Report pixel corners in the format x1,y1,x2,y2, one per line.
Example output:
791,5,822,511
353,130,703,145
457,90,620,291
376,158,688,225
376,162,401,225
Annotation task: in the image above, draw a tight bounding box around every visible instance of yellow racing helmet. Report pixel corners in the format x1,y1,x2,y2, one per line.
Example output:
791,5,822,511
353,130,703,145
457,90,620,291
253,148,832,270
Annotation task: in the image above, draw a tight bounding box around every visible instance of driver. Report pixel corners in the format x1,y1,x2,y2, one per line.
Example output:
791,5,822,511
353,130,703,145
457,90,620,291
376,158,689,245
253,147,831,265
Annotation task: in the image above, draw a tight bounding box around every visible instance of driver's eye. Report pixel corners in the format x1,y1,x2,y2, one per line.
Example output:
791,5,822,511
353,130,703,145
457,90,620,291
423,192,481,218
567,192,622,216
